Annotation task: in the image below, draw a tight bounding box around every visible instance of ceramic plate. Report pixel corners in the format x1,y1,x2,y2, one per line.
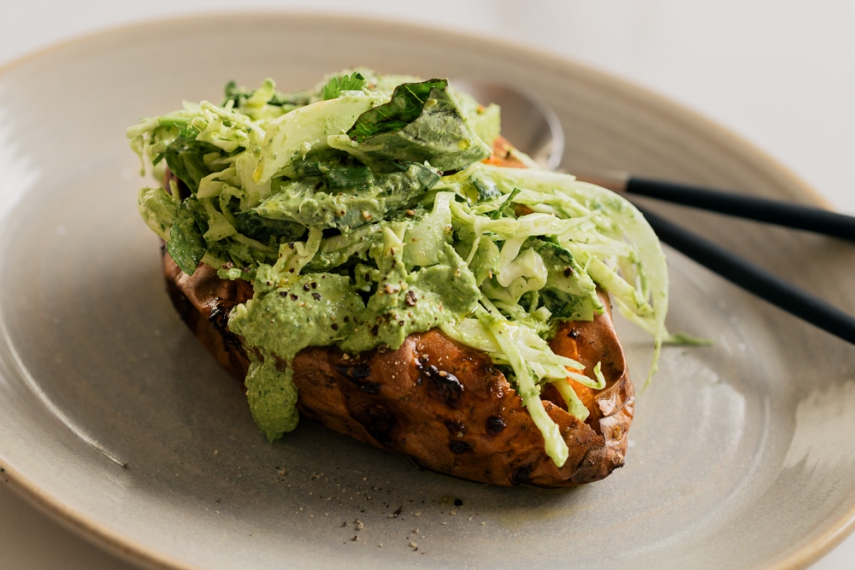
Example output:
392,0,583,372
1,13,854,570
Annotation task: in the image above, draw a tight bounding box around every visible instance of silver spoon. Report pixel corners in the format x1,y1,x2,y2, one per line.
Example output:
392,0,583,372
452,79,565,171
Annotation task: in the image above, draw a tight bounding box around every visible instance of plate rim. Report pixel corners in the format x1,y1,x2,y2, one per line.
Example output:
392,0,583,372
0,10,848,570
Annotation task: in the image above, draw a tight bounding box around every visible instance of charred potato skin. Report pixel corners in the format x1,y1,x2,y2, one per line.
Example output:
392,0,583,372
163,254,635,487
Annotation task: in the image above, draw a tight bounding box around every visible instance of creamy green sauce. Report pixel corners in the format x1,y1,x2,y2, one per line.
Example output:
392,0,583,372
228,238,480,439
241,360,299,440
255,162,439,231
228,273,362,439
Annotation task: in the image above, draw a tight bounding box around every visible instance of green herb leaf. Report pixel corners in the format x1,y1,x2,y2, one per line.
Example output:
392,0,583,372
167,200,207,274
233,211,306,244
331,79,491,172
164,136,215,194
326,166,374,190
347,79,446,142
322,72,367,101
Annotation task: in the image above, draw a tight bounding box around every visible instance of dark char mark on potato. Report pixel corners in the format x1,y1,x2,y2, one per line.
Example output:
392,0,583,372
334,362,382,394
419,364,464,407
510,463,534,485
209,305,243,348
444,419,466,435
351,402,397,443
448,441,473,454
486,415,506,435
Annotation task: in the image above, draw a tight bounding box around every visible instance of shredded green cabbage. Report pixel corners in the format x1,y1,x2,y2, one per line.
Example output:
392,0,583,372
128,71,668,465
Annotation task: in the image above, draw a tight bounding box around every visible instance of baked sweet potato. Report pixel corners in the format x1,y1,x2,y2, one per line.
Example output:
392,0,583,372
138,76,651,488
163,250,634,488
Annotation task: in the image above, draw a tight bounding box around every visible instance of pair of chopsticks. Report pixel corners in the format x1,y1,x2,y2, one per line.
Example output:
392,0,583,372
580,172,855,345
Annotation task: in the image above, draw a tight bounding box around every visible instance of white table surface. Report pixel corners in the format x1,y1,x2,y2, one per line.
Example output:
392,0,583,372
1,1,853,568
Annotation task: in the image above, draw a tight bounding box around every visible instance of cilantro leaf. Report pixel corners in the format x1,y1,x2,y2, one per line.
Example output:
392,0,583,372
322,72,367,101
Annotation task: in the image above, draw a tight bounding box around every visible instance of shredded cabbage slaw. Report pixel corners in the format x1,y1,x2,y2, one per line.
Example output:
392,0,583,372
128,70,668,466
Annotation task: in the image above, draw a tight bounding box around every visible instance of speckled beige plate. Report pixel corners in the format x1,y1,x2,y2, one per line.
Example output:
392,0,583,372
1,13,854,570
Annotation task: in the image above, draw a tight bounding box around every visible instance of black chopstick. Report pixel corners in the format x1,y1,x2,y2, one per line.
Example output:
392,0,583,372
627,177,855,241
580,173,855,241
634,205,855,345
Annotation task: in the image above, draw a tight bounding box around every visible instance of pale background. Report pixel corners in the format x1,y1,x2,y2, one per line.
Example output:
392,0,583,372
1,1,853,568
